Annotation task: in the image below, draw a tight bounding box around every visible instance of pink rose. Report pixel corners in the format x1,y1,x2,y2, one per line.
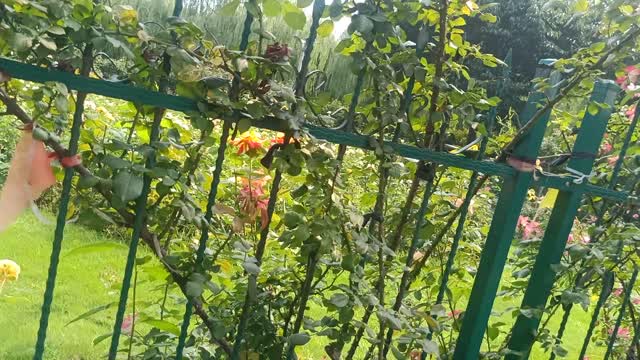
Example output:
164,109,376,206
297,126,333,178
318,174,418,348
121,313,138,336
517,216,542,240
608,326,631,338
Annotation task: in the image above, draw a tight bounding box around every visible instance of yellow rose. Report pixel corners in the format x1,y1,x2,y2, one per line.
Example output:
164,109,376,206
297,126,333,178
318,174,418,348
0,259,20,281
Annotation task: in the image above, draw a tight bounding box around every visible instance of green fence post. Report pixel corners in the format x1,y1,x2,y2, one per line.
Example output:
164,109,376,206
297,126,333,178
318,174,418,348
505,79,619,359
452,60,559,360
579,272,615,359
605,268,639,360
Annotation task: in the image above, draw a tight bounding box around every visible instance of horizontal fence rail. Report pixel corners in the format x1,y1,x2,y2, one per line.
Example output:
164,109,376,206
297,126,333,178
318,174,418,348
0,57,630,203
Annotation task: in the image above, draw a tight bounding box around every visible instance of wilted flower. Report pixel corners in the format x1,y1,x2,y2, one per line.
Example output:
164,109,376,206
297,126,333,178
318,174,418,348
231,131,264,157
238,178,269,229
448,309,462,319
0,259,20,281
613,288,623,297
121,313,138,336
265,43,291,62
633,297,640,305
608,155,620,166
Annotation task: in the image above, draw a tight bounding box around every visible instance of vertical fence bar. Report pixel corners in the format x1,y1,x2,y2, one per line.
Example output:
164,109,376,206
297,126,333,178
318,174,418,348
570,100,640,359
505,79,619,359
434,50,512,307
107,106,164,359
284,0,325,358
33,44,93,360
629,291,640,359
452,60,559,360
579,272,614,359
173,0,254,356
232,0,326,357
107,2,184,358
605,269,639,360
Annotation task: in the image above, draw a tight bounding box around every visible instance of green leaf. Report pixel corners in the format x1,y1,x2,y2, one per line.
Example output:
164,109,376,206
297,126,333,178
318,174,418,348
38,36,57,51
288,332,311,346
348,15,374,35
143,319,181,336
32,127,49,142
540,189,558,209
93,333,112,345
65,242,126,258
587,102,599,116
421,339,439,354
219,0,240,16
113,171,144,202
236,118,252,134
283,2,306,30
10,33,32,53
47,26,66,35
243,261,261,275
55,95,68,112
66,303,114,326
283,212,304,228
329,0,343,18
479,13,496,23
317,20,334,37
619,4,634,16
329,293,349,307
103,155,131,170
560,290,590,311
186,280,204,298
297,0,313,8
513,268,530,278
391,346,407,360
263,0,281,16
245,0,261,17
574,0,588,12
430,304,447,317
519,308,543,319
78,175,100,189
552,345,568,357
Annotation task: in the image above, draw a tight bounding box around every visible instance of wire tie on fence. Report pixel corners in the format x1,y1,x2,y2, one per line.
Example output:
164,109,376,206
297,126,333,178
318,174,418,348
565,167,595,184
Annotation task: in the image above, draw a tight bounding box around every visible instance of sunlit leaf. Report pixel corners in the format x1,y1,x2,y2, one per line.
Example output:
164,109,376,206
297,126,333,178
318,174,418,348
317,19,334,37
65,242,127,258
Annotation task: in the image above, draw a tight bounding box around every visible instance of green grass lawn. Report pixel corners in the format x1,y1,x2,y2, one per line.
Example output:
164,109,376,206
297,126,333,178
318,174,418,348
0,214,609,359
0,214,158,360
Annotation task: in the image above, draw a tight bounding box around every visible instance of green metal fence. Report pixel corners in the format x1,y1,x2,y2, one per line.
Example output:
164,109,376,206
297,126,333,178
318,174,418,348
0,0,639,359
